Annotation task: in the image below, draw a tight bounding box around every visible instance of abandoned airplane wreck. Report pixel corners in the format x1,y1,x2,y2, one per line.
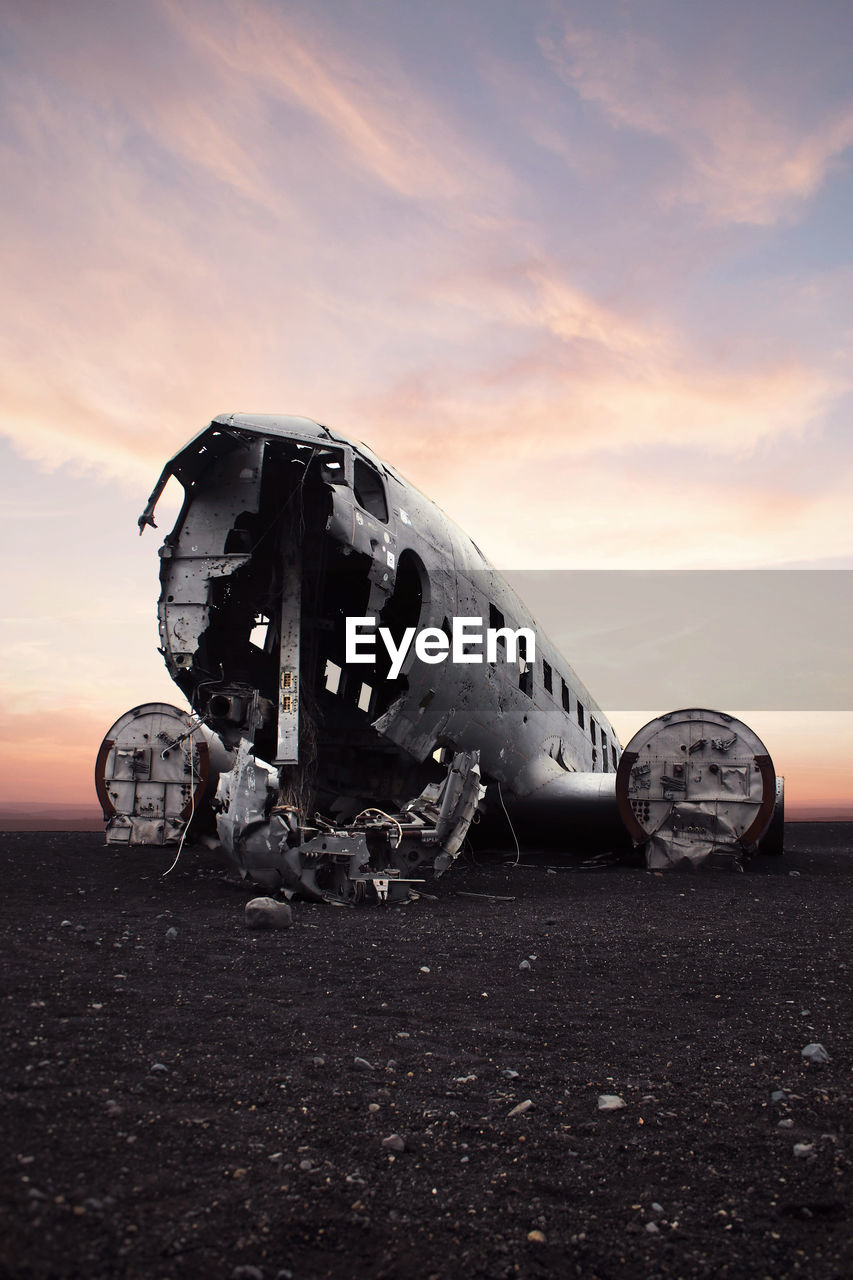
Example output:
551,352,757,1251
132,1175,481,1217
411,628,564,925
96,414,783,902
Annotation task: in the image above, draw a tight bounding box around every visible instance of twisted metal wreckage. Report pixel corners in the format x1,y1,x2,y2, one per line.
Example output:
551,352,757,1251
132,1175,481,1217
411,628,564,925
96,415,784,901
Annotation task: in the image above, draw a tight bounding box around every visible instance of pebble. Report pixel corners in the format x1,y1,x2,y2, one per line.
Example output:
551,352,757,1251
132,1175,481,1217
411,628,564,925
801,1043,830,1064
771,1090,786,1103
165,927,178,940
507,1099,533,1118
420,966,430,973
150,1063,168,1074
597,1094,626,1111
527,1229,546,1243
778,1119,794,1129
519,960,531,971
244,898,292,930
502,1068,520,1080
232,1268,264,1280
651,1202,663,1213
645,1222,660,1235
793,1143,815,1158
382,1134,405,1153
368,1103,380,1113
312,1056,325,1067
60,920,72,928
353,1057,374,1071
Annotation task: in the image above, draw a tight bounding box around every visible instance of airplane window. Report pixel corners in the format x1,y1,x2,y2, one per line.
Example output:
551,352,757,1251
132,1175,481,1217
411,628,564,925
543,660,553,694
518,634,533,698
601,731,608,770
577,701,585,730
590,718,597,746
488,604,506,662
357,682,373,713
611,744,618,770
561,679,571,713
353,458,388,522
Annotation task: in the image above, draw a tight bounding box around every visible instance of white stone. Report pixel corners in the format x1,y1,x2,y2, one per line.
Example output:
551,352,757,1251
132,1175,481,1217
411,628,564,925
598,1094,626,1111
244,897,293,929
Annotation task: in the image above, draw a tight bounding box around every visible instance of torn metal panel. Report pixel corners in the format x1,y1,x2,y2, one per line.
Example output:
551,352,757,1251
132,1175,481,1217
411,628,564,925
212,745,484,903
615,709,778,870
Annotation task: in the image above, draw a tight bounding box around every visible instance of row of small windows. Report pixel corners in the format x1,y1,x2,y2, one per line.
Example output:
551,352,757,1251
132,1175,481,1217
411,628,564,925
532,646,618,771
489,601,618,770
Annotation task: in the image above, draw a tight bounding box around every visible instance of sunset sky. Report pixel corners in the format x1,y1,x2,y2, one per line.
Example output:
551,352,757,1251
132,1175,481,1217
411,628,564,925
2,0,852,817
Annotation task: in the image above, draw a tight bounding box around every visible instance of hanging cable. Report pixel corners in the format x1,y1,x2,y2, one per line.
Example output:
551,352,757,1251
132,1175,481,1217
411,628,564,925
496,780,520,867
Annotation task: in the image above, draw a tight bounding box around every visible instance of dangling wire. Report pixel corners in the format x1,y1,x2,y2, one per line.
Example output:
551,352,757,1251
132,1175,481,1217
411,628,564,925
352,807,404,848
162,743,199,878
497,780,520,867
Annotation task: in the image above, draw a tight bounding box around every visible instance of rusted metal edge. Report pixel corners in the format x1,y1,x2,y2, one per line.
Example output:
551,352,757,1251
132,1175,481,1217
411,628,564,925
94,739,116,818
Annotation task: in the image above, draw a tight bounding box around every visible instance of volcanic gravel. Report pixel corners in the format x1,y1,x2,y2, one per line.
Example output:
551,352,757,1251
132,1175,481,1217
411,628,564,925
0,826,850,1279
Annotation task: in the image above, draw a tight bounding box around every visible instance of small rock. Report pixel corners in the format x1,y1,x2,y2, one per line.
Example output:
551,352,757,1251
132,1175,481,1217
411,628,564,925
502,1068,520,1080
519,960,532,971
801,1043,830,1064
312,1056,325,1067
527,1229,546,1243
353,1057,374,1071
419,966,430,973
651,1202,663,1213
793,1143,815,1158
789,870,801,877
507,1099,533,1118
771,1090,787,1103
298,1159,313,1171
368,1103,380,1113
232,1268,264,1280
150,1063,168,1074
165,927,178,940
60,920,72,928
598,1094,626,1111
778,1119,794,1129
645,1221,660,1234
244,898,293,930
382,1134,405,1152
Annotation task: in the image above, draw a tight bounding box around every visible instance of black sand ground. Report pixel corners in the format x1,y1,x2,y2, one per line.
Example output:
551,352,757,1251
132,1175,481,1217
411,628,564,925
1,826,850,1279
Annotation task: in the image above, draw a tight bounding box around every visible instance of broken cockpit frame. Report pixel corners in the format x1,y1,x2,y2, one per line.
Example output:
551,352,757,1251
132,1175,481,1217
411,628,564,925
132,414,486,902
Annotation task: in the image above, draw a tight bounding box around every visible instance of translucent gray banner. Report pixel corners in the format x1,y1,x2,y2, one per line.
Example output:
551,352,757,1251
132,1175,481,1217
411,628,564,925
479,571,853,711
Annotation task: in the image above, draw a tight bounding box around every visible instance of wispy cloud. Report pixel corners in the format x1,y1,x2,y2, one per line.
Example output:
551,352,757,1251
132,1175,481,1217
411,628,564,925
542,20,853,224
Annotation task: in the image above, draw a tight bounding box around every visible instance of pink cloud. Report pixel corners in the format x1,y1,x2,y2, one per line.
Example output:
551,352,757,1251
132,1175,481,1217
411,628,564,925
542,22,853,224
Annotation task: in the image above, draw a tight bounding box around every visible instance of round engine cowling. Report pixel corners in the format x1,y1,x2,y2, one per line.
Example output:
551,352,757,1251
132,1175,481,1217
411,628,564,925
615,708,777,869
95,702,230,846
